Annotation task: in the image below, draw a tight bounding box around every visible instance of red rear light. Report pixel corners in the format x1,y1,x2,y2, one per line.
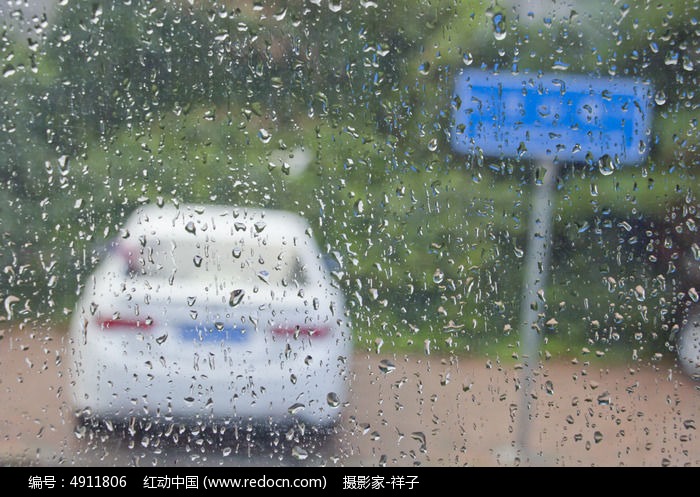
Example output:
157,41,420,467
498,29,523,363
97,317,154,331
271,325,330,338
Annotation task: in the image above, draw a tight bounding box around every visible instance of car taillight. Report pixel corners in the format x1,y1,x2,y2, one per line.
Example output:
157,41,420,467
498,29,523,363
271,325,330,338
97,317,154,331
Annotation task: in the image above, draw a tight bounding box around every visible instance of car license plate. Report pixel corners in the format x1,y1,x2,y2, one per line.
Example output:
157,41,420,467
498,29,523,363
180,323,249,343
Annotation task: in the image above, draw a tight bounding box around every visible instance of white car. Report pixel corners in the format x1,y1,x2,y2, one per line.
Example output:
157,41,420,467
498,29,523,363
69,204,351,434
678,309,700,381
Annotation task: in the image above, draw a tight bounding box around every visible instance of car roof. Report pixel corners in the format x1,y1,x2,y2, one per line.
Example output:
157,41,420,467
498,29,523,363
123,204,312,242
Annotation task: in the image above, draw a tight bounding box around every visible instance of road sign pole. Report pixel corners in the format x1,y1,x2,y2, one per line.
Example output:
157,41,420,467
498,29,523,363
451,69,652,464
516,158,559,461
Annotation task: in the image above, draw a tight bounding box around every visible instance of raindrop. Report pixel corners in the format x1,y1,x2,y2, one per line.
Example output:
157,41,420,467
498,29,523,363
492,13,507,40
288,403,305,415
258,128,272,143
374,337,383,354
418,62,431,75
184,397,195,405
328,0,342,13
597,391,611,405
185,221,196,234
257,270,270,283
327,392,340,408
517,142,527,157
462,52,474,66
193,255,203,267
654,90,667,105
634,285,646,302
254,221,266,233
290,374,297,384
273,7,287,20
593,431,604,443
378,359,396,374
232,247,242,258
427,137,438,151
291,446,308,460
545,380,554,395
354,199,364,215
229,289,245,307
187,296,197,306
433,269,444,284
156,334,168,345
597,155,615,176
222,447,232,457
4,295,20,320
410,431,427,450
688,287,699,303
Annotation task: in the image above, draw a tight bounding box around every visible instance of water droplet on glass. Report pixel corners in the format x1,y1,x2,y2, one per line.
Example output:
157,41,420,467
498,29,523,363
187,296,197,306
427,137,438,151
462,52,473,66
3,64,16,78
492,13,507,40
418,62,430,75
156,333,168,345
517,142,528,157
597,155,615,176
433,269,444,284
654,90,667,105
378,359,396,374
258,128,272,144
232,247,242,258
593,431,604,443
545,380,554,395
254,221,266,233
634,285,646,302
193,255,203,267
688,287,699,303
229,289,245,307
185,221,196,234
291,445,308,460
257,270,270,283
328,0,342,13
327,392,340,408
411,431,427,451
273,7,287,20
4,295,20,320
374,337,383,354
288,403,305,415
290,374,297,384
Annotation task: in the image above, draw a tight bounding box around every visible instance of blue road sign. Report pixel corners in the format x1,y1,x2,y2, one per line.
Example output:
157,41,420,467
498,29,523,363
451,70,653,165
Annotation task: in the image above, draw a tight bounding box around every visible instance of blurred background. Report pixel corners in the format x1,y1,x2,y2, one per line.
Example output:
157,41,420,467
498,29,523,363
0,0,698,466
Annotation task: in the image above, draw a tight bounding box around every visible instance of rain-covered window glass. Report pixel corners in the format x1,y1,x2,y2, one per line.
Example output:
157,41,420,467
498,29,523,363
1,0,698,469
